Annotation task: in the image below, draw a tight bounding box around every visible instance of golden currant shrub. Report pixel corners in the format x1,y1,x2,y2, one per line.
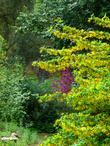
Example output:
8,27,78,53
33,16,110,146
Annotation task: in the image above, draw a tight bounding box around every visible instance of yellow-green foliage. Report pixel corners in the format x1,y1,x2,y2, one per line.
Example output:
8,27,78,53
33,16,110,146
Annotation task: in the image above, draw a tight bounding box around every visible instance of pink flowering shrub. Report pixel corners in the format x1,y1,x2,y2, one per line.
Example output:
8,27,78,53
52,68,74,93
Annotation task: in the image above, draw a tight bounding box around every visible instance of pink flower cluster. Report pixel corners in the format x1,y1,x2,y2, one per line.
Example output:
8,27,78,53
52,68,74,93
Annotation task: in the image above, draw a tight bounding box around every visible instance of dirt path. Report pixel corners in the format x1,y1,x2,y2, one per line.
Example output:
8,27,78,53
35,133,49,146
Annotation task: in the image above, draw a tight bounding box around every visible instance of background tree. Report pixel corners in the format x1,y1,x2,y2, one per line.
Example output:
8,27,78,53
13,0,110,63
0,0,35,39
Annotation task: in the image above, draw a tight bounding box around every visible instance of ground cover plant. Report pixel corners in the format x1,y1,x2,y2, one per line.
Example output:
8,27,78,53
0,122,38,146
33,15,110,145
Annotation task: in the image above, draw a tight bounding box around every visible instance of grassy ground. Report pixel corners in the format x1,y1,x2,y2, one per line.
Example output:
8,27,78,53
0,122,50,146
0,122,38,146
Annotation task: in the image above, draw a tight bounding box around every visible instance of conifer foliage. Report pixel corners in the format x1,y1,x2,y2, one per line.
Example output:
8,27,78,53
33,16,110,145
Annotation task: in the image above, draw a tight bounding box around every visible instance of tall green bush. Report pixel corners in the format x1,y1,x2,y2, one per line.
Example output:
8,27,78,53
0,36,38,125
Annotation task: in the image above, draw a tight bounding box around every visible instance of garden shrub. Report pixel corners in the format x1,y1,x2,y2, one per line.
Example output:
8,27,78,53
0,57,30,123
0,37,39,125
33,16,110,145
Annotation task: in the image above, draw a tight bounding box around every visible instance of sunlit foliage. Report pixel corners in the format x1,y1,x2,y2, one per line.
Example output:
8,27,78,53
33,16,110,145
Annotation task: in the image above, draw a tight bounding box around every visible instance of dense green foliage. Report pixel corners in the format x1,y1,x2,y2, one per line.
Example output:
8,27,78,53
0,37,37,126
0,53,33,124
0,0,35,38
0,37,66,133
0,0,110,145
16,0,110,30
9,0,110,62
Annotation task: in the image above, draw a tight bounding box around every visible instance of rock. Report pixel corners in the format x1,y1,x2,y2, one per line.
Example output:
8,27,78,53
1,132,19,142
